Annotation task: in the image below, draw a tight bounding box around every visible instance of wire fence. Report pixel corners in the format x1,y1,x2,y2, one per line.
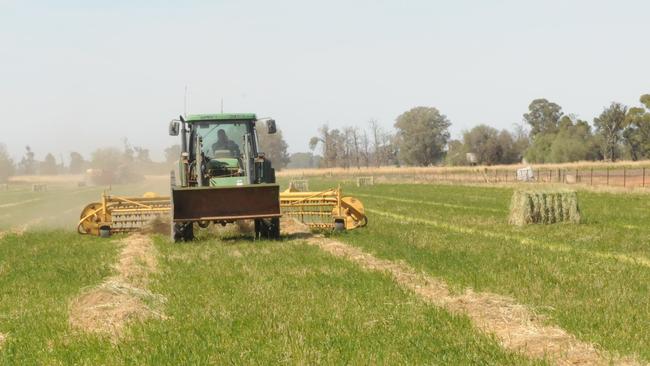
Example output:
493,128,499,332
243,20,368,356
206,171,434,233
374,167,650,188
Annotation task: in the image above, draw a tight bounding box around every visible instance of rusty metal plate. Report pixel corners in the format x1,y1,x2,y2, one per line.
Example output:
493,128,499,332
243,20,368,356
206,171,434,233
172,184,280,222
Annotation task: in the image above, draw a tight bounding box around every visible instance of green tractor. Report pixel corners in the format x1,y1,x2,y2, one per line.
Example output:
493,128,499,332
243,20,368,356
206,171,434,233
168,113,281,242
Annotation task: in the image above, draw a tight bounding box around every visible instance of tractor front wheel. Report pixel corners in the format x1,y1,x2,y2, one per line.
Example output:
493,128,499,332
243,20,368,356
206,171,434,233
172,222,194,242
255,218,280,240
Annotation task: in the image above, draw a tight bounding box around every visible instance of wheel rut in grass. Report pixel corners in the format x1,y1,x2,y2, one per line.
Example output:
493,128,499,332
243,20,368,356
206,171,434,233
0,198,42,209
69,234,165,340
301,233,642,365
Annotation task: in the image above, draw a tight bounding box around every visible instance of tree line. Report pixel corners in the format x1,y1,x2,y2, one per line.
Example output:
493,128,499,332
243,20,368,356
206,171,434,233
304,94,650,168
1,94,649,182
0,130,291,183
0,140,168,183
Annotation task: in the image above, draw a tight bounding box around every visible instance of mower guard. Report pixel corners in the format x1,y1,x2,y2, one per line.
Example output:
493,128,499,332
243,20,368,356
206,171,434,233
171,184,281,223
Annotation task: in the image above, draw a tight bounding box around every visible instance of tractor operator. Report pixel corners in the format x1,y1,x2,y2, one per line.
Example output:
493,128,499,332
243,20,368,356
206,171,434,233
212,129,240,157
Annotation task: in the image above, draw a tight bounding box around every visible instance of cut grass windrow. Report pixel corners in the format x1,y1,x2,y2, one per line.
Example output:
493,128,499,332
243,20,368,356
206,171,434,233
367,208,650,269
305,235,641,366
69,234,165,340
355,192,505,213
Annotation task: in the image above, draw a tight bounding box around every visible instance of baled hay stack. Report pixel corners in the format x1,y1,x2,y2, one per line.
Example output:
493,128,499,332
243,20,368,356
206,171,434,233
508,190,581,226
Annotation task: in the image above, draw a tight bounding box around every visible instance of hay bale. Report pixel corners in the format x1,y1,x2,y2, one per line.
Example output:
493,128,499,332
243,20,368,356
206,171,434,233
289,179,309,192
31,184,47,192
509,190,580,226
356,176,375,187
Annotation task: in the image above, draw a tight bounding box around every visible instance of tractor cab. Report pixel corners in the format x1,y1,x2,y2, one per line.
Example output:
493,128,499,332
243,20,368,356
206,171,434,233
168,113,281,241
188,115,254,187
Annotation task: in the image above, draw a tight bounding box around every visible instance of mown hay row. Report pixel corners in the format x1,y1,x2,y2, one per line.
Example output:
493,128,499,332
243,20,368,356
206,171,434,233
509,190,581,226
305,236,642,365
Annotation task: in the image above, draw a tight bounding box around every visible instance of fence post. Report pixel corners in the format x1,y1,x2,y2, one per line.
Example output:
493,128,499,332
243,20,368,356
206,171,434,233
590,168,593,186
623,167,626,187
575,168,579,184
606,168,610,185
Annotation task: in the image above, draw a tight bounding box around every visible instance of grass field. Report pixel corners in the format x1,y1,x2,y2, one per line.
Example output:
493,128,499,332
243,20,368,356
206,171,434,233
1,177,649,364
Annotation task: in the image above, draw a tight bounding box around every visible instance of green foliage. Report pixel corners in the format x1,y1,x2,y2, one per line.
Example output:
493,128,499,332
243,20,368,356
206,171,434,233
622,95,650,160
523,99,563,136
0,143,15,182
287,152,321,169
90,147,144,184
39,153,58,175
91,147,123,172
163,144,181,164
460,125,525,165
640,94,650,109
310,125,342,168
447,125,528,166
134,146,151,164
68,152,85,174
18,146,36,175
444,139,468,166
594,102,628,161
463,125,502,165
394,106,451,166
525,117,599,163
257,125,290,170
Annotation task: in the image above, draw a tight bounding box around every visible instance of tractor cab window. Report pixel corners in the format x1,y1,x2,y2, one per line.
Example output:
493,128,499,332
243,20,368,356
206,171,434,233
195,121,250,159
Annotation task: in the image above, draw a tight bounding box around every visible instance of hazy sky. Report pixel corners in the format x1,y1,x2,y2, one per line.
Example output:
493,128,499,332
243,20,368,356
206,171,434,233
1,0,648,162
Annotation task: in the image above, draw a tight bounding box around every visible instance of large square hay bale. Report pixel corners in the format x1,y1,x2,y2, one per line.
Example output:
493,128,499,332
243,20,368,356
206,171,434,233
288,179,309,192
356,176,375,187
508,190,580,226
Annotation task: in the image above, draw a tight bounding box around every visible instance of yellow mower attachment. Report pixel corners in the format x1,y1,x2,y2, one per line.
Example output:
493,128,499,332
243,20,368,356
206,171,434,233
279,186,367,230
77,192,171,236
78,187,366,236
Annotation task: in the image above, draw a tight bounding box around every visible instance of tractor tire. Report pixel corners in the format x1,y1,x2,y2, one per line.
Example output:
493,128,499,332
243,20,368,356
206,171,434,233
269,217,280,239
172,222,194,242
254,218,280,240
334,220,345,232
254,219,265,239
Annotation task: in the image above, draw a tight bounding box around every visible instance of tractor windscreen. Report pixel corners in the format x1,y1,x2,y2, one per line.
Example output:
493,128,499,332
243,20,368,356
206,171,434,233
195,121,249,159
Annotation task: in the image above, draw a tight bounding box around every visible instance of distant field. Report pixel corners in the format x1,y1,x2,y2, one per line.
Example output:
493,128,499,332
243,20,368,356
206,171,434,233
1,176,649,364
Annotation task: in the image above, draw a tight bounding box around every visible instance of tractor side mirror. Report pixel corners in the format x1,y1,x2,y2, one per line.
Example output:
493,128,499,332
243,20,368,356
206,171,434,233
169,120,180,136
266,119,277,134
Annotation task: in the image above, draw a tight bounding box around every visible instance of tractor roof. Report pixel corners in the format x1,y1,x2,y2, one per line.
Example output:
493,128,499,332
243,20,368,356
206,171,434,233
185,113,257,122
